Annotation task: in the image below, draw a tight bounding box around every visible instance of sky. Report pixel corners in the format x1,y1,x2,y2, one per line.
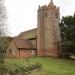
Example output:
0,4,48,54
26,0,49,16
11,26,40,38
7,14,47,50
5,0,75,36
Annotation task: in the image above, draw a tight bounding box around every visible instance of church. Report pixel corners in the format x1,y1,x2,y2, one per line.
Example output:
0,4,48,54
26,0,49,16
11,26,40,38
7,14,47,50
7,0,61,58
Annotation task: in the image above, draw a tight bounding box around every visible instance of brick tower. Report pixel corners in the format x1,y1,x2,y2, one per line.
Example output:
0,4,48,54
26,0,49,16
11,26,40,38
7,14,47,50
37,0,61,57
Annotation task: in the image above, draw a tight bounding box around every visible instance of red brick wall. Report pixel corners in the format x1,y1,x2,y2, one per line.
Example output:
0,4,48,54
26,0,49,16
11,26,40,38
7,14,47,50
37,49,45,56
37,47,59,57
16,50,36,58
45,48,58,57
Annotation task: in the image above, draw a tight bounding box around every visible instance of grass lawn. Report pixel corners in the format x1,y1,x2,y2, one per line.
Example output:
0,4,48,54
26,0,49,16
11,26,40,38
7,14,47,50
6,57,75,75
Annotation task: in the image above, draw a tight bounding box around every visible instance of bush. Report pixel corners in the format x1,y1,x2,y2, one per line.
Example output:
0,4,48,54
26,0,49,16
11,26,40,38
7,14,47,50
3,62,42,75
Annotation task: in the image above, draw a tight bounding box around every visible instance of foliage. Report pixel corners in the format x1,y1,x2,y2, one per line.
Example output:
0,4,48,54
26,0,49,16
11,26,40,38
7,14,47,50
1,36,13,49
0,36,12,62
59,13,75,58
3,62,42,75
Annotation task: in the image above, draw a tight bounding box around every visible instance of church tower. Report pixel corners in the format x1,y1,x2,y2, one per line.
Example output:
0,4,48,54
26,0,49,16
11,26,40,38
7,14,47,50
37,0,61,57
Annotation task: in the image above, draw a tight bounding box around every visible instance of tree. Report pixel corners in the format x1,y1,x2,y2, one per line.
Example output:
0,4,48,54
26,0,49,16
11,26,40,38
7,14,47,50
0,36,13,50
0,0,7,74
59,13,75,58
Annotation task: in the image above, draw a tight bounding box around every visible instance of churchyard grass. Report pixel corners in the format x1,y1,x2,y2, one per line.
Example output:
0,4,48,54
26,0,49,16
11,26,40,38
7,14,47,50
5,57,75,75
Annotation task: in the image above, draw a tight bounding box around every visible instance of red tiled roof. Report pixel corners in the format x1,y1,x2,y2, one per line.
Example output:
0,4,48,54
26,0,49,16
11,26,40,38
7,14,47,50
13,39,34,49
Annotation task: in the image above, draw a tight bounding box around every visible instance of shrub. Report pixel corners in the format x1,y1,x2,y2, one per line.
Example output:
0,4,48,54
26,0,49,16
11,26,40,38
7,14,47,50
3,62,42,75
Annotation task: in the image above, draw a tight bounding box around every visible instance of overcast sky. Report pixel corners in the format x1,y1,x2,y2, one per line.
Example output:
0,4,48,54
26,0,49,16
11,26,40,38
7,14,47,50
5,0,75,36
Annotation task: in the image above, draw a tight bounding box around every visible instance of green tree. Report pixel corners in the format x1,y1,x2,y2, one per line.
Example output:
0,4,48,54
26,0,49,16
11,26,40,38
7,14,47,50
60,13,75,58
